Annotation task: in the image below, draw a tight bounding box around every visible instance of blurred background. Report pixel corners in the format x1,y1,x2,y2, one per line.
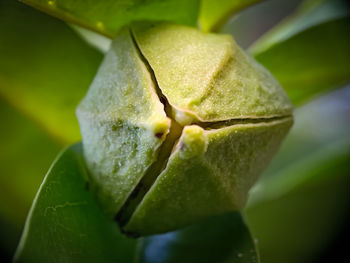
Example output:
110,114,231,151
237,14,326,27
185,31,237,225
0,0,349,262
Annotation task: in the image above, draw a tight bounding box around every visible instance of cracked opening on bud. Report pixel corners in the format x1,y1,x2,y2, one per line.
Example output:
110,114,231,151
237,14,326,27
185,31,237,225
115,27,293,232
115,32,184,227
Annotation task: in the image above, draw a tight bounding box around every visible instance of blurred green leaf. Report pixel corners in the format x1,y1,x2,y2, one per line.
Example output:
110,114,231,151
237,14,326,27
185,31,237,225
137,212,259,263
250,0,350,105
20,0,200,38
199,0,263,32
0,1,102,256
246,141,350,263
250,0,350,54
245,88,350,263
0,98,60,258
0,99,60,226
14,144,137,263
0,0,103,144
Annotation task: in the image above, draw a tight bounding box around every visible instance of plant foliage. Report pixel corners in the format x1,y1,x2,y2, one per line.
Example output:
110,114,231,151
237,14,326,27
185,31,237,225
0,0,349,262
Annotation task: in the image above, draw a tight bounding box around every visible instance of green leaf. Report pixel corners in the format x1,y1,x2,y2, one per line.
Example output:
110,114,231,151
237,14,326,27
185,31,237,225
137,212,259,263
199,0,264,32
20,0,200,38
0,98,60,258
250,0,350,105
245,88,350,263
246,141,350,263
0,0,103,143
0,0,100,253
250,0,350,54
0,99,60,227
14,144,137,263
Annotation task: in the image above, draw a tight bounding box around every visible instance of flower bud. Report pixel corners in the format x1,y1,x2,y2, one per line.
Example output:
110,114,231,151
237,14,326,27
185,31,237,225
77,22,293,235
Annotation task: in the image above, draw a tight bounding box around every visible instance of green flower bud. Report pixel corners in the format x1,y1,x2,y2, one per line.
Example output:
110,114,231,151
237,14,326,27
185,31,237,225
76,22,293,236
